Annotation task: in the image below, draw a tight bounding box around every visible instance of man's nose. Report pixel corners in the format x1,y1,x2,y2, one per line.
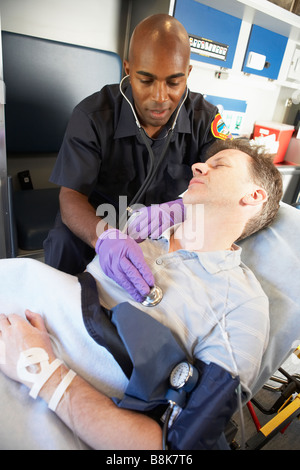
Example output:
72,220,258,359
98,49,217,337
152,81,168,103
192,162,209,176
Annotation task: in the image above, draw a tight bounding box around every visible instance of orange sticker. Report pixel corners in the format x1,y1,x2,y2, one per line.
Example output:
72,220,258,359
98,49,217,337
211,113,233,140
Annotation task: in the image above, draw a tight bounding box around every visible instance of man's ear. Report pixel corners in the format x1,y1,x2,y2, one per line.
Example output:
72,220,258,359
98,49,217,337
123,60,130,77
242,188,268,206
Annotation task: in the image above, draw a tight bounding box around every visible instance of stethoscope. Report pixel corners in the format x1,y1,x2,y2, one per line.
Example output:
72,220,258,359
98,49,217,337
119,74,188,213
119,75,188,308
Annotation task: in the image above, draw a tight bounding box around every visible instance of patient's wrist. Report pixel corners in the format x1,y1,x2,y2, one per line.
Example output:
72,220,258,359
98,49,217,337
39,363,77,412
38,363,68,400
16,347,76,412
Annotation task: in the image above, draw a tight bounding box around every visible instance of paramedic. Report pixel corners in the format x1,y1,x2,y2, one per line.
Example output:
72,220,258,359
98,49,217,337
0,139,283,450
44,13,231,294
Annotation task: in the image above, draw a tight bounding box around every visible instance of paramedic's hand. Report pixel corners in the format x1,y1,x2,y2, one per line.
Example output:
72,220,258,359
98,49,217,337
0,310,55,386
95,229,155,302
127,199,185,243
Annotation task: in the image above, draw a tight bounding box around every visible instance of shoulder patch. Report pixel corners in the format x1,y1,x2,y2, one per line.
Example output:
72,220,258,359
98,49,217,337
211,113,233,140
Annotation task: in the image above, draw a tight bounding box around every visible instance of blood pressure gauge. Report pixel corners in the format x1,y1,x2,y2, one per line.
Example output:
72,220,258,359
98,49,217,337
163,360,199,440
169,361,199,393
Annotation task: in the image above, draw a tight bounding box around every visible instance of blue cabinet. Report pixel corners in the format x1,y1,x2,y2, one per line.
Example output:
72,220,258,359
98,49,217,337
242,24,288,80
174,0,242,69
174,1,289,80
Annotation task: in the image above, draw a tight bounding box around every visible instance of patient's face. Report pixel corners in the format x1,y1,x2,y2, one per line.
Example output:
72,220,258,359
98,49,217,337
183,149,255,208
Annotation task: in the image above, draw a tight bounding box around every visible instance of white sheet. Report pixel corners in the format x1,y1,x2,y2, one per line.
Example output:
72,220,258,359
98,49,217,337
0,259,128,450
0,202,299,449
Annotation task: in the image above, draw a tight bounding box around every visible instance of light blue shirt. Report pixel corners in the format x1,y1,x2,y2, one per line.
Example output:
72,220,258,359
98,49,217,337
86,231,269,399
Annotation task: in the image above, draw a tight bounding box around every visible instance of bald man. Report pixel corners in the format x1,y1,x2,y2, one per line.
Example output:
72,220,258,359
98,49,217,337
45,14,231,298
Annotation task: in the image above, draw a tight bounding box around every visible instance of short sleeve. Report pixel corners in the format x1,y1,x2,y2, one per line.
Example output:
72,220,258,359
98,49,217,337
50,106,102,196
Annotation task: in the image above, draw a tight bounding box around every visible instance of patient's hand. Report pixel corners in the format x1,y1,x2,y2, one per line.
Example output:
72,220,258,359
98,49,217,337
0,311,55,387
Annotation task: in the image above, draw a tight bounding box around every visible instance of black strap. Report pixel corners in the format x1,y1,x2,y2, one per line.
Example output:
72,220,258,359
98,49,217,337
77,272,133,378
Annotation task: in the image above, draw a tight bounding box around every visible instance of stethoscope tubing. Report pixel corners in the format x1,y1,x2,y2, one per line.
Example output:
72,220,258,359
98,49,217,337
118,75,188,229
129,126,174,207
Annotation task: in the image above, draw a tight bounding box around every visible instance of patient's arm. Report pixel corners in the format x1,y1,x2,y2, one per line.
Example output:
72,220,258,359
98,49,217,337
0,311,162,450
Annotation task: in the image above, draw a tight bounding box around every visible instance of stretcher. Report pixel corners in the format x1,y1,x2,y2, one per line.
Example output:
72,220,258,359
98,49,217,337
0,202,299,450
245,358,300,450
233,201,300,450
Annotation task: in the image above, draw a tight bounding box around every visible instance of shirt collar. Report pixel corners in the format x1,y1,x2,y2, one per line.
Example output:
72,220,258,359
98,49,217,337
114,84,138,139
174,93,191,134
114,84,191,140
160,226,242,273
195,245,242,274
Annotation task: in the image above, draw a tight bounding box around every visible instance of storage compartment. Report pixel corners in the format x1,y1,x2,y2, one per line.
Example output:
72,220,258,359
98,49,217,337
173,0,242,69
242,25,288,80
253,121,294,163
284,137,300,165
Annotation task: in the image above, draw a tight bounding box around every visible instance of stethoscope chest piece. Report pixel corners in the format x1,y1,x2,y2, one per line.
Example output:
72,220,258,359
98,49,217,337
142,285,163,307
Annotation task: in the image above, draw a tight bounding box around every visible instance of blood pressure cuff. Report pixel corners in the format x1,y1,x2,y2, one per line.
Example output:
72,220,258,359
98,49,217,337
79,272,240,450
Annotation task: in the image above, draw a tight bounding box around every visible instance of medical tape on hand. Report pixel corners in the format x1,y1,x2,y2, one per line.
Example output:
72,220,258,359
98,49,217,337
17,347,63,399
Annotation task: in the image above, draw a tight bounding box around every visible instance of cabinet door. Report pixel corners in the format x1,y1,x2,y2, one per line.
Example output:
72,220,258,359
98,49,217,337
174,0,242,69
242,24,288,80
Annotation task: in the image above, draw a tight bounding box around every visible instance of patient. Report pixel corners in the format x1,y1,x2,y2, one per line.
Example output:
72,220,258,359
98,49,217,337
0,139,283,450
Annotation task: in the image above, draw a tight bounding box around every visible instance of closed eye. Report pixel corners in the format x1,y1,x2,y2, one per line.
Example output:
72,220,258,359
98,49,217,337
208,159,230,169
210,163,226,169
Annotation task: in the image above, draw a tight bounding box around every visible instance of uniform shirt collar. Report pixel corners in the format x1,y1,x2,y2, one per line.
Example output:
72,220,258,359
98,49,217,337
174,93,191,134
114,84,138,138
114,84,191,139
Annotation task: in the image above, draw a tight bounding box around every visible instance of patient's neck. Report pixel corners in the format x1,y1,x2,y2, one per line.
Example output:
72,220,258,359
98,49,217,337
169,204,242,253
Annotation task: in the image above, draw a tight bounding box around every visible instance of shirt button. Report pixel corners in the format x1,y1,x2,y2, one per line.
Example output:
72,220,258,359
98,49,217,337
156,258,163,265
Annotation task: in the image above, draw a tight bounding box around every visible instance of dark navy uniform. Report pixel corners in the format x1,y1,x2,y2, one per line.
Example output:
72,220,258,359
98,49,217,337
45,83,224,274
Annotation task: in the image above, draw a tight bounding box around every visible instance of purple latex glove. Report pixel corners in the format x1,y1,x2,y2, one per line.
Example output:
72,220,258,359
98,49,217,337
127,199,185,242
95,229,155,302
